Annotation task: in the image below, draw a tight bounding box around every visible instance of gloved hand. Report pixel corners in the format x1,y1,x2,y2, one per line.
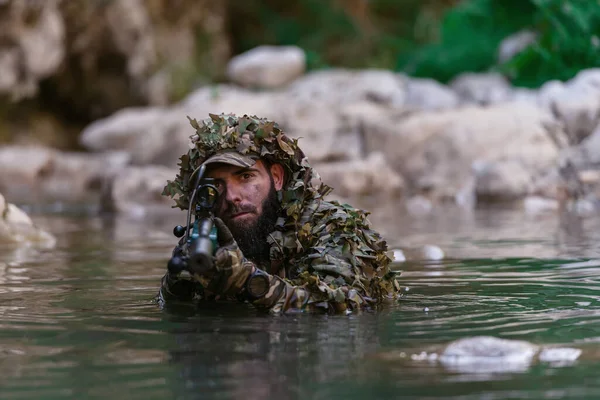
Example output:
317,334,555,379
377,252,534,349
193,217,255,296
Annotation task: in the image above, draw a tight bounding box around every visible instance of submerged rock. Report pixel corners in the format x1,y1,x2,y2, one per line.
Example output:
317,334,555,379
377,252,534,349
440,336,539,373
438,336,581,374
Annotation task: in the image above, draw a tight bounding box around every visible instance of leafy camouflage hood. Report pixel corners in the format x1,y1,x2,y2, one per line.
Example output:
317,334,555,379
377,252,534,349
162,113,332,220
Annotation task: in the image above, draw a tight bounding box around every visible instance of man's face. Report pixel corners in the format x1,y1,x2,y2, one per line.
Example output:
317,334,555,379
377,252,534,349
205,160,285,264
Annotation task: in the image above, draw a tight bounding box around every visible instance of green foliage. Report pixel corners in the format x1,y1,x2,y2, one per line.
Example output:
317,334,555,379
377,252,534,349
398,0,600,87
501,0,600,87
227,0,442,70
397,0,536,83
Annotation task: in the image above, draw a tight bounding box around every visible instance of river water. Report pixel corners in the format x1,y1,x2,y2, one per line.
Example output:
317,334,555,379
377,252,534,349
2,207,600,399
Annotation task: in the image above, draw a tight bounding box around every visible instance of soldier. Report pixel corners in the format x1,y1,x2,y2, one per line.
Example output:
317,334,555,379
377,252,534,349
159,113,401,314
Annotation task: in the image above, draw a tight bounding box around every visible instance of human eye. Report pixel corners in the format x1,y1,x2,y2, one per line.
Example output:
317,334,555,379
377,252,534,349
241,172,254,180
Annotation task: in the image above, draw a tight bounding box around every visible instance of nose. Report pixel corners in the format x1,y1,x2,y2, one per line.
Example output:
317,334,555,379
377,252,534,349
223,182,242,205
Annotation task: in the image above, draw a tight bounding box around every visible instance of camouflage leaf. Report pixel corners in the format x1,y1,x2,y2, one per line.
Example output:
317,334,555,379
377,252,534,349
277,134,294,155
187,116,201,130
237,117,251,133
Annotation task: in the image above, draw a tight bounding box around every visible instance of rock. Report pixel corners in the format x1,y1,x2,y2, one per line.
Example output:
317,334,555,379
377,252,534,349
226,45,306,89
437,336,581,374
362,103,563,203
80,85,281,167
274,99,364,162
449,72,513,105
509,87,539,105
101,166,179,217
473,159,534,201
404,78,460,111
0,146,130,206
39,151,130,204
80,107,179,165
181,85,278,121
538,70,600,144
0,0,65,99
523,196,560,214
285,69,407,107
439,336,539,374
7,0,230,120
315,152,404,198
0,146,56,201
391,245,445,262
0,193,56,248
565,123,600,167
497,30,537,64
405,195,434,215
538,347,582,364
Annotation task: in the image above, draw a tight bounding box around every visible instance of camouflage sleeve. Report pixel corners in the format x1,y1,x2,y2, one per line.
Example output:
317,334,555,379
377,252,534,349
252,203,401,314
250,252,399,314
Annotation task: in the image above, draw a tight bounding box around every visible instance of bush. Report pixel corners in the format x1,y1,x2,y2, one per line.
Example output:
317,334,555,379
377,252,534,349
397,0,600,87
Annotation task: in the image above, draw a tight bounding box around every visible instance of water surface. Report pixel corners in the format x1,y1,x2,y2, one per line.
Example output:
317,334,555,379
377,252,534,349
2,207,600,399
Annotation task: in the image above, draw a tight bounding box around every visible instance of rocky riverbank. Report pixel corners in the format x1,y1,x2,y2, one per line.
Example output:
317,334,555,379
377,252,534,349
3,45,600,218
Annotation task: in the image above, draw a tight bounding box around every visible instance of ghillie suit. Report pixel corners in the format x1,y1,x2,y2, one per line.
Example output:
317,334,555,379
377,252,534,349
160,113,401,313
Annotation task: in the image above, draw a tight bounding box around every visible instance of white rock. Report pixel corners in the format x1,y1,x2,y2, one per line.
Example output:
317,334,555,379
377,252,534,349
80,107,174,165
0,193,56,248
0,146,130,205
405,78,460,110
523,196,560,214
362,103,563,202
101,165,179,216
315,152,405,198
286,69,407,107
538,70,600,144
18,0,65,79
226,45,306,89
538,347,581,363
450,72,513,105
439,336,539,374
474,159,534,201
405,195,433,215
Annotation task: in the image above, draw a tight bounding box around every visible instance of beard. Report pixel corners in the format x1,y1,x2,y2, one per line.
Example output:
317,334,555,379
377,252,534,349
219,182,280,267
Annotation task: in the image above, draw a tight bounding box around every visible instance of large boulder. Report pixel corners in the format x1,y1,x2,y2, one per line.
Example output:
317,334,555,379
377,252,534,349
538,70,600,144
101,165,179,218
226,45,306,89
0,146,129,205
80,85,279,167
315,152,405,199
285,69,407,107
0,0,230,116
0,192,56,248
360,103,564,202
0,0,65,99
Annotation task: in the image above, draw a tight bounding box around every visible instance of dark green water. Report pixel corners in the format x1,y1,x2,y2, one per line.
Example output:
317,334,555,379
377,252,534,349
2,208,600,400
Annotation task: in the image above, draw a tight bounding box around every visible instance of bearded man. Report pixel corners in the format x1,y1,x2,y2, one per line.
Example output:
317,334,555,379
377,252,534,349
159,113,400,314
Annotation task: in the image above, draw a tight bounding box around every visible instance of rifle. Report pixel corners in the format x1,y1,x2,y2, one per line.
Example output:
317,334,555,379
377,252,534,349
167,164,219,276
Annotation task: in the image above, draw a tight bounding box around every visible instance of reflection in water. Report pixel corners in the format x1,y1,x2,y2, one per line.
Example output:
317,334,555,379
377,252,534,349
2,208,600,399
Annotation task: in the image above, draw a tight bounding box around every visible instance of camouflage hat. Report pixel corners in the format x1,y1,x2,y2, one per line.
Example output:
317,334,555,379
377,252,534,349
202,150,258,168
